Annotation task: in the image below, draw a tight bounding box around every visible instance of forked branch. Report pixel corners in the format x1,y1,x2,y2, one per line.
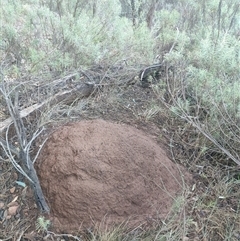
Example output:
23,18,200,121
0,84,50,213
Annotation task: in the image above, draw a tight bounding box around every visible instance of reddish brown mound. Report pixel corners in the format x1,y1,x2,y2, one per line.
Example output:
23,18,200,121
36,119,191,232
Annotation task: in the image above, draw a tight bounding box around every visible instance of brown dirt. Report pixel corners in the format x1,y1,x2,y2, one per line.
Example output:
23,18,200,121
36,119,192,232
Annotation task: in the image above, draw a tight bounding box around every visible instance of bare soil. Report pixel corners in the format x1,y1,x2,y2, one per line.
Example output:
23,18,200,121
36,119,192,232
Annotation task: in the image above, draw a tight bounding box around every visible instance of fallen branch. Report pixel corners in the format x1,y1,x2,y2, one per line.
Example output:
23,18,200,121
0,84,51,212
0,83,94,134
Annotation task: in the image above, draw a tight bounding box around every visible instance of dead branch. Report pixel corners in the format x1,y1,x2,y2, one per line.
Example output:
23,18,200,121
0,84,50,212
0,83,94,134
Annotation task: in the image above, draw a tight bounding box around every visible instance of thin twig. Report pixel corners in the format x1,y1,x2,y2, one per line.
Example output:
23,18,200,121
33,137,48,164
47,231,82,241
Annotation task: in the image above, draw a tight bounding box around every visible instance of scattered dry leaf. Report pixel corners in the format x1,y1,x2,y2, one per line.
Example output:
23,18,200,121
11,195,18,203
10,187,16,193
7,201,18,207
23,233,35,240
0,202,4,208
3,209,8,219
21,186,28,197
13,172,18,180
8,205,19,216
194,237,200,241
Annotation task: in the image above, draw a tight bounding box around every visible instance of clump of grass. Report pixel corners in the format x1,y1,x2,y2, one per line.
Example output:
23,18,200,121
36,216,51,233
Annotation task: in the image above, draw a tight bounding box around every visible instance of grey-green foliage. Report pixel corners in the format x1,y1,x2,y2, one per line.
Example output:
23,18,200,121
146,0,240,162
0,0,155,77
186,32,240,114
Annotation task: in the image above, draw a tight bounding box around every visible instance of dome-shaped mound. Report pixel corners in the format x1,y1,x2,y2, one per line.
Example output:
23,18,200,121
36,119,191,232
